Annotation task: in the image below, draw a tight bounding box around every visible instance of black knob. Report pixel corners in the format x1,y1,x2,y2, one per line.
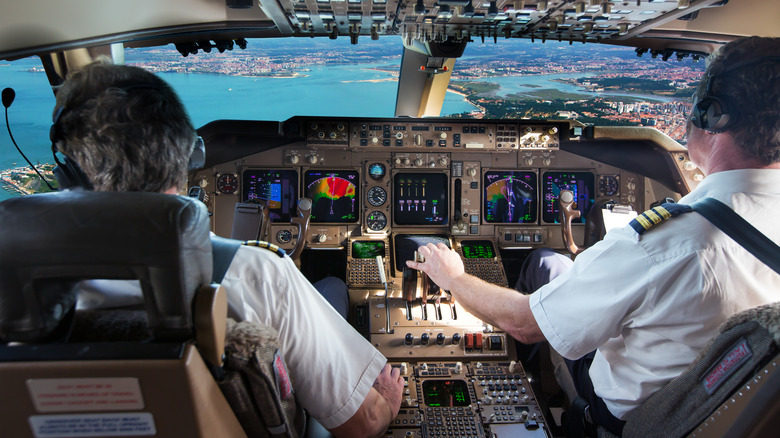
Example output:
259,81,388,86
420,333,430,346
436,333,446,346
452,333,461,345
404,333,414,346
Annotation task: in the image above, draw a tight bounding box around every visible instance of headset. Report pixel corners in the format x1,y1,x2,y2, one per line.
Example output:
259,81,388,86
690,55,780,133
50,81,206,190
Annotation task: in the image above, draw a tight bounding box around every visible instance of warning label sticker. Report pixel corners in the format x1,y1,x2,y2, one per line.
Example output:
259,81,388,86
27,378,144,412
29,412,156,437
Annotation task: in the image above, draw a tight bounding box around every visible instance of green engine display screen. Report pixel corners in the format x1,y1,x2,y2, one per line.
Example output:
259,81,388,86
351,240,385,259
460,240,496,259
422,380,471,407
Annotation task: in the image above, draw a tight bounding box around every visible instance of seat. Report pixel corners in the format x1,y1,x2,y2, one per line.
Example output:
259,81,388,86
620,302,780,438
0,191,302,438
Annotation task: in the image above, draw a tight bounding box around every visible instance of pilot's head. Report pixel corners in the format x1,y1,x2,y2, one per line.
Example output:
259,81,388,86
52,58,197,193
689,37,780,165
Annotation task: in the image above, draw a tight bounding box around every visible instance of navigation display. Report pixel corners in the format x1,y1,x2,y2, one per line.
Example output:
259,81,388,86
393,234,450,272
422,380,471,407
393,173,448,226
305,170,359,223
351,240,385,259
483,171,537,223
242,169,299,222
460,240,496,259
542,171,595,224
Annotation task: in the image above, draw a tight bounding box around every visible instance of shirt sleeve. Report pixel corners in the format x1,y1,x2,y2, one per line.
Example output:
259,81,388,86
529,227,654,359
221,246,386,429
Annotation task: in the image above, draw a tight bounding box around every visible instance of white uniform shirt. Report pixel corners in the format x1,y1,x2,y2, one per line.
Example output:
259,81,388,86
529,169,780,419
77,245,385,430
220,246,386,429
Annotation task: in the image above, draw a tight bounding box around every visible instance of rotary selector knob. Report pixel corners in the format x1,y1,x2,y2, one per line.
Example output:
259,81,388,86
525,157,534,166
420,333,430,346
403,158,410,165
439,132,447,140
438,157,448,166
372,137,379,144
308,155,318,164
317,234,327,243
436,333,445,345
404,333,414,346
467,168,477,177
289,154,299,164
414,158,424,167
452,333,461,344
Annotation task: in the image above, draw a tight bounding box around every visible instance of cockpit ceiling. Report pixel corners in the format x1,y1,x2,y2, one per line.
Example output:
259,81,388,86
0,0,777,61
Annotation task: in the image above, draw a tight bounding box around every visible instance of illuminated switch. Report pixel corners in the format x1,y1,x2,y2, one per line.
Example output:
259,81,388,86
470,225,479,234
465,333,474,349
533,232,543,243
470,182,479,189
504,232,513,241
470,214,479,223
515,233,523,243
475,333,483,349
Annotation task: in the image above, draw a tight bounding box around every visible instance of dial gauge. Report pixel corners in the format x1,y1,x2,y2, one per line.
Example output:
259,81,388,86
216,173,238,195
276,229,293,244
599,175,619,196
367,186,387,207
366,211,387,231
368,162,386,180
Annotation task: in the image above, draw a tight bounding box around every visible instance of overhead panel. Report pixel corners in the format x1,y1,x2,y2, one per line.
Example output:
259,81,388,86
278,0,730,49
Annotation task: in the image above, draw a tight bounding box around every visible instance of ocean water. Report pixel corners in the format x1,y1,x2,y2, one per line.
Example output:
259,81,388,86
0,57,478,200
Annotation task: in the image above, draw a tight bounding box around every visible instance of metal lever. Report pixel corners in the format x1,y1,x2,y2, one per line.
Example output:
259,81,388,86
376,255,392,334
289,198,312,261
559,190,583,255
417,252,428,320
402,266,417,321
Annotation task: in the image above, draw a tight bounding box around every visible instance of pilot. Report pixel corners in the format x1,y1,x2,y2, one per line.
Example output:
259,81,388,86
52,59,403,437
407,36,780,435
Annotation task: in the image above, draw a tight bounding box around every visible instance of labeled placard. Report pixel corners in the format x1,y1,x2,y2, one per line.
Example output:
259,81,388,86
27,378,144,412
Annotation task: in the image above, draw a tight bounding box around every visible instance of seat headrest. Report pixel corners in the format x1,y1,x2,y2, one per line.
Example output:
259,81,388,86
0,191,213,343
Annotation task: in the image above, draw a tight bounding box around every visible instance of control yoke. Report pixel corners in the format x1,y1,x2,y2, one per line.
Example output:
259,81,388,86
559,190,584,255
289,198,312,261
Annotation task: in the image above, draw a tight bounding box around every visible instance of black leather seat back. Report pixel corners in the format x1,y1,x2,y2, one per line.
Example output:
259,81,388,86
0,191,212,343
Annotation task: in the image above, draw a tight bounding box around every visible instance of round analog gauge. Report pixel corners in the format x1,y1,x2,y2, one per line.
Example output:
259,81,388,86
368,163,386,180
216,173,238,195
599,175,619,196
367,186,387,207
366,211,387,231
276,229,293,244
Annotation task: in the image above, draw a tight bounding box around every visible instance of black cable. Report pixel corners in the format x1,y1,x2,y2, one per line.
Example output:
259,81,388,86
4,104,56,191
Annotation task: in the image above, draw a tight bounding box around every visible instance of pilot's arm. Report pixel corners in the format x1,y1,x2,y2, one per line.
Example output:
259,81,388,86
406,243,545,344
330,364,404,437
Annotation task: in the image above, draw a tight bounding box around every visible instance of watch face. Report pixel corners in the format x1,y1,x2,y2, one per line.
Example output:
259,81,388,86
216,173,239,194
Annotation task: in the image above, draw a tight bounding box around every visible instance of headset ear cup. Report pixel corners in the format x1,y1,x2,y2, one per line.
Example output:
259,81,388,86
692,96,732,133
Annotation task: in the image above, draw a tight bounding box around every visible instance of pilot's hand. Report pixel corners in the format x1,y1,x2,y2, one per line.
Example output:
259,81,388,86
373,364,403,419
406,243,465,292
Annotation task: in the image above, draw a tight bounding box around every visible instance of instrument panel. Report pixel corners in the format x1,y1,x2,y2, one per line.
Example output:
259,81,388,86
195,117,695,260
190,117,699,438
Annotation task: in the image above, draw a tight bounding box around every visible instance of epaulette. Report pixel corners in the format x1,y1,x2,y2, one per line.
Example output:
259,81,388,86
242,240,287,258
629,203,693,235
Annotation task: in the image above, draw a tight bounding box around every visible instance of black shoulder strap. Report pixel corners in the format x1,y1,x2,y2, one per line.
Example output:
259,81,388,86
691,198,780,276
211,234,243,284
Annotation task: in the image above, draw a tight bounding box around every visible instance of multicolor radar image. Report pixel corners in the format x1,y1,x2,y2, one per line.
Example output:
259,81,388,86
484,171,537,223
306,170,359,222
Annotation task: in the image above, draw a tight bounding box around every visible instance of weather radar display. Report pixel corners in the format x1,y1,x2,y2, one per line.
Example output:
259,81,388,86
305,170,359,223
483,171,537,223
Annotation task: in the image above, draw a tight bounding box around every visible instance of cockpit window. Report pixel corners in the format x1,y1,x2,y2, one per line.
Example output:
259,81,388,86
1,37,703,200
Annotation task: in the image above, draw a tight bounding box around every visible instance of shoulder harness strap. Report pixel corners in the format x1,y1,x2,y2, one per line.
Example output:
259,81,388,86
629,203,693,235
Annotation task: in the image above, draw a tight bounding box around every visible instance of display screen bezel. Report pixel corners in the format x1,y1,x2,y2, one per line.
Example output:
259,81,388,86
392,172,449,226
304,169,360,223
241,168,299,222
482,170,538,224
350,240,386,259
460,240,496,259
541,171,596,224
